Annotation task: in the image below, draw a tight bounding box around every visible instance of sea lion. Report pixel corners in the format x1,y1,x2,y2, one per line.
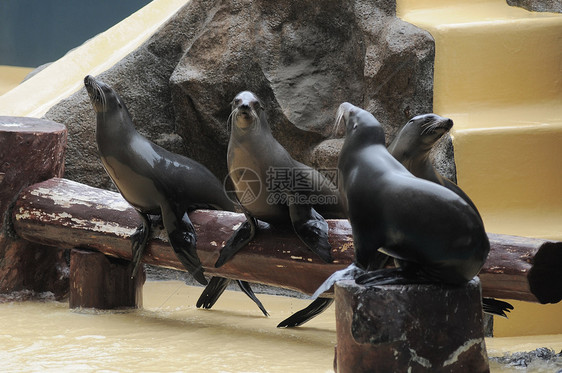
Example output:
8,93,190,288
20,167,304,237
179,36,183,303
280,109,509,327
388,114,481,218
213,91,344,268
84,76,268,316
388,113,512,316
336,102,489,284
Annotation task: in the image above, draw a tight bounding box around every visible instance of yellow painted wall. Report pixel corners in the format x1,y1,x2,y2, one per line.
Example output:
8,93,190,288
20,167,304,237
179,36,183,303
398,0,562,336
0,66,33,96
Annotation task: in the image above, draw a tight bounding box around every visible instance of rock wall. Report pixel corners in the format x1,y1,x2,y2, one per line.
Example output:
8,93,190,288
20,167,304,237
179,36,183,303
507,0,562,13
45,0,451,191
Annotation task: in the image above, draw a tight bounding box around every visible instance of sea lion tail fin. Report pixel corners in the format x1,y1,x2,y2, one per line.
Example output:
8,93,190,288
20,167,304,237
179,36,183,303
311,263,365,299
236,280,269,316
277,264,363,328
196,277,269,317
277,298,334,328
196,276,231,309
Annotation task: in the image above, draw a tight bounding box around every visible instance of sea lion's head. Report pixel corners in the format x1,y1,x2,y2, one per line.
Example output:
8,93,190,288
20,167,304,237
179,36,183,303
334,102,386,146
406,114,453,149
84,75,125,115
229,91,265,132
388,114,453,158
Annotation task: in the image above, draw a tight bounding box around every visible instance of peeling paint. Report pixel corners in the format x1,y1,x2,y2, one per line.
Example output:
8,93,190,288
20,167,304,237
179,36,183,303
15,208,32,220
408,348,432,368
443,338,483,366
30,185,131,211
210,241,218,247
290,256,303,260
340,242,353,252
213,211,237,218
44,214,133,237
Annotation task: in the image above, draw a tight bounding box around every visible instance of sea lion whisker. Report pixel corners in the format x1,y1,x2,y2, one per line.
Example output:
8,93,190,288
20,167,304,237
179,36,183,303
333,106,346,137
226,110,235,131
421,120,441,135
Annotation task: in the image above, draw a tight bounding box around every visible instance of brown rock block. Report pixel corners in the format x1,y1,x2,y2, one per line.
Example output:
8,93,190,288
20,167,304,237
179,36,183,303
334,278,489,373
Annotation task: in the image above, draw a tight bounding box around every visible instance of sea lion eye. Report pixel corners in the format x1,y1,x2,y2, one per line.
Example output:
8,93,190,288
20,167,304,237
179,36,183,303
353,122,358,130
233,98,241,106
250,100,262,111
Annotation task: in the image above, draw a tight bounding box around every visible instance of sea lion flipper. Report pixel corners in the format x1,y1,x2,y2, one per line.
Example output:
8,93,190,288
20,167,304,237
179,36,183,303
196,277,269,316
236,280,269,316
289,204,333,263
278,264,364,327
277,298,333,328
164,209,207,286
215,214,258,268
311,263,365,299
197,276,231,309
482,297,514,318
355,267,433,286
130,212,151,279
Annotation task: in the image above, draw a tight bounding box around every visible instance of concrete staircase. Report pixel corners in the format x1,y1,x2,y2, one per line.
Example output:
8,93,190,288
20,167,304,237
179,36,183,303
398,0,562,241
397,0,562,337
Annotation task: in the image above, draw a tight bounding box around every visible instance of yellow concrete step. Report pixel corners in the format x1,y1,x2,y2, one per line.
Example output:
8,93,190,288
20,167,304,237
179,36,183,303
398,0,562,336
454,123,562,240
398,0,562,241
398,0,561,114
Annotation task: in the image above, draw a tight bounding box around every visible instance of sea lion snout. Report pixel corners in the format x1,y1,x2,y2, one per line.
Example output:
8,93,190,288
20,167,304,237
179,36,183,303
414,114,453,133
333,102,354,137
84,75,105,112
84,75,93,86
84,75,95,94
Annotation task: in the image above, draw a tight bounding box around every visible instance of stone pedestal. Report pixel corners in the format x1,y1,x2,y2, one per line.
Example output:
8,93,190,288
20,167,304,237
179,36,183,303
0,117,68,298
334,277,489,373
69,248,145,309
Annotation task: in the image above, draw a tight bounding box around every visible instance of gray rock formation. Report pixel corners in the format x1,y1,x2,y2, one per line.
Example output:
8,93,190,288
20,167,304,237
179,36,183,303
507,0,562,13
45,0,452,190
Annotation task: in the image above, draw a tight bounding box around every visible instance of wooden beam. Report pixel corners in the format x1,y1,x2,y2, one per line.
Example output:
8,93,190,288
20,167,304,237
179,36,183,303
12,177,562,303
12,178,354,295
